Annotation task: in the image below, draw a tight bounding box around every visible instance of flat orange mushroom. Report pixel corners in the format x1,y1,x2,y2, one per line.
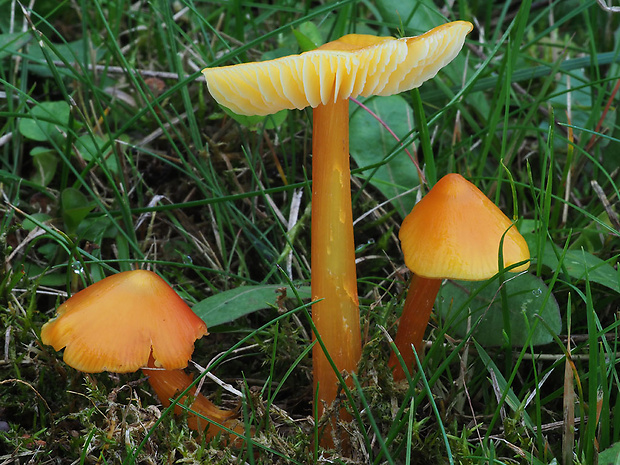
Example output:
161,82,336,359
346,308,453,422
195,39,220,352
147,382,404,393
41,270,207,372
203,21,473,446
41,270,244,443
389,173,530,380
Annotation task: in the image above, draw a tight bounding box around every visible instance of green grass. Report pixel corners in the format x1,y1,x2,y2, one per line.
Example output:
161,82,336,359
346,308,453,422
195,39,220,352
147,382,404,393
1,0,619,463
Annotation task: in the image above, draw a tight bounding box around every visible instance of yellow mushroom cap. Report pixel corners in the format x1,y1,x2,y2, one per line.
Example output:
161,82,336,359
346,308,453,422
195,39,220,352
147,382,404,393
41,270,208,373
202,21,473,116
399,174,530,280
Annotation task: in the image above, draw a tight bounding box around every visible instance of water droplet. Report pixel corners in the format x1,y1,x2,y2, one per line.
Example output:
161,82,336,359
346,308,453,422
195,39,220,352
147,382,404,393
71,261,84,275
532,288,543,297
182,255,193,265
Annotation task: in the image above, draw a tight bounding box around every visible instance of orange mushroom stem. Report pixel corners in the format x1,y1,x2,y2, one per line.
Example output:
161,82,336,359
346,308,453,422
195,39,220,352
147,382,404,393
388,174,530,381
389,275,441,380
143,356,245,444
311,98,360,435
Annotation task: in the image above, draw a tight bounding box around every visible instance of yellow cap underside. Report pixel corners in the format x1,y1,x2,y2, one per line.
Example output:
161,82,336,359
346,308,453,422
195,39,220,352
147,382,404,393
202,21,473,116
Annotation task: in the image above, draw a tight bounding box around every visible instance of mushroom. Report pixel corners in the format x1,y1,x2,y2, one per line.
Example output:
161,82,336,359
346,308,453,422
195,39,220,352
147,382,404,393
388,173,530,381
202,21,473,439
41,269,244,442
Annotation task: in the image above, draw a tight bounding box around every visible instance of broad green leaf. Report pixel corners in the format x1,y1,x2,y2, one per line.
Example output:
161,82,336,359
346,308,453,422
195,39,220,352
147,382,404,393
375,0,443,33
25,38,105,78
61,187,95,235
220,106,288,131
22,212,52,231
30,147,58,187
543,248,619,294
23,264,67,287
19,101,70,142
350,95,419,218
0,32,31,60
193,284,311,327
77,216,118,242
75,134,120,175
599,441,620,465
437,272,562,346
522,220,620,293
293,22,321,51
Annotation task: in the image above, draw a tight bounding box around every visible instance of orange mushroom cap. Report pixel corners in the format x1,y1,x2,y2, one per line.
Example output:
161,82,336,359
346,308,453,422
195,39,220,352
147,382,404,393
41,270,208,373
202,21,473,116
399,173,530,280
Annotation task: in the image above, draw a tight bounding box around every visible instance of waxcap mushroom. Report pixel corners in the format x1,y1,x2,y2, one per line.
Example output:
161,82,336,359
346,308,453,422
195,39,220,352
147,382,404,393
41,270,208,373
202,22,473,445
399,173,530,280
202,21,473,116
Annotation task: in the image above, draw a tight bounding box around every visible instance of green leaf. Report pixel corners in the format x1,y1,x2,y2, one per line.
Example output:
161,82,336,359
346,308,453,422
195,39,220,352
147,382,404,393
0,32,31,60
25,38,106,78
375,0,442,33
545,248,619,294
350,95,419,218
22,212,52,231
599,441,620,465
75,134,120,175
23,264,67,287
220,106,288,131
193,284,311,327
30,147,58,187
437,272,562,346
19,101,70,142
77,216,118,242
522,220,620,293
61,187,95,235
293,22,321,51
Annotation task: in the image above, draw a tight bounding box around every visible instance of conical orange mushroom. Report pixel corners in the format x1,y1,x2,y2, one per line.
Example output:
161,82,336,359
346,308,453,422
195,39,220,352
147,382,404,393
203,23,473,445
41,270,244,443
389,173,530,380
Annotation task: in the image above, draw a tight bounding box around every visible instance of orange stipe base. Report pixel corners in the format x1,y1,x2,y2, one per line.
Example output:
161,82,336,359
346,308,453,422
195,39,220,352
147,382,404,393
389,275,442,381
143,356,246,445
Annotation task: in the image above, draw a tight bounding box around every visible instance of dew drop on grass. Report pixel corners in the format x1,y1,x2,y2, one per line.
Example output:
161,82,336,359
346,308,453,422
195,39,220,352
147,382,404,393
71,261,84,275
532,288,543,297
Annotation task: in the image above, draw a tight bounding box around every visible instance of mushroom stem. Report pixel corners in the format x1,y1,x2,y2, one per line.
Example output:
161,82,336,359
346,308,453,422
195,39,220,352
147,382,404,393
143,360,245,444
311,98,361,438
388,275,441,381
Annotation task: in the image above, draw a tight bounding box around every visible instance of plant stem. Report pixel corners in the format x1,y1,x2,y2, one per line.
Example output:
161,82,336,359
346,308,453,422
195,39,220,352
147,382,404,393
389,275,441,381
311,98,361,444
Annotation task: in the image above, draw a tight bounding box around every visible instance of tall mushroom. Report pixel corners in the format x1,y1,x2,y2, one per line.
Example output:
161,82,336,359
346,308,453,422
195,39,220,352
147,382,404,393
388,173,530,380
202,21,473,440
41,269,244,442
